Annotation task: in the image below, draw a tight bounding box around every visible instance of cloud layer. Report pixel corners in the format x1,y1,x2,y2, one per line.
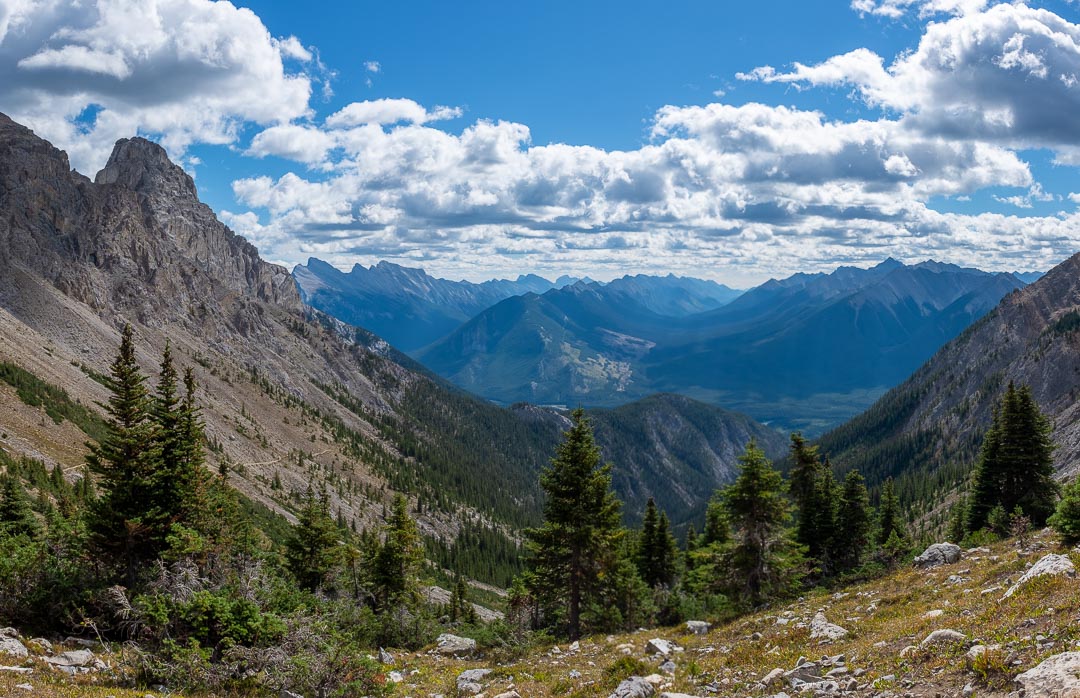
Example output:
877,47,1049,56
3,0,1080,282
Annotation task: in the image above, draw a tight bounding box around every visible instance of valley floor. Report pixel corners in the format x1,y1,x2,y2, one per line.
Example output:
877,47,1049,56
4,532,1078,697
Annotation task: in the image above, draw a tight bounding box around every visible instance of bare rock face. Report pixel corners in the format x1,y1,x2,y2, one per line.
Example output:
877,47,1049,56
1014,652,1080,697
0,113,301,328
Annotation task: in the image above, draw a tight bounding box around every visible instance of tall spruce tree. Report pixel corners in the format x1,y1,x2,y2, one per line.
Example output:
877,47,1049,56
876,477,906,547
526,407,622,640
788,434,839,572
722,440,804,607
835,469,872,570
286,487,342,592
0,476,40,539
635,499,678,588
967,383,1059,531
86,324,158,584
373,493,424,609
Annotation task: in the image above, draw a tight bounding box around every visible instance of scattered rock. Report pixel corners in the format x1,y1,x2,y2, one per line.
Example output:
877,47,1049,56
1003,553,1076,598
0,666,33,674
435,633,477,657
386,671,404,683
493,692,522,698
610,675,656,698
15,683,32,692
279,690,303,698
922,609,944,619
0,637,28,659
921,629,967,647
914,542,962,568
378,647,394,665
685,621,710,635
762,667,785,687
456,667,493,695
1014,651,1080,696
809,612,848,641
659,660,676,675
646,638,676,656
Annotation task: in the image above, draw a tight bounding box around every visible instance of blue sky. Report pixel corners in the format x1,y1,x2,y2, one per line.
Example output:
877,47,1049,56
2,0,1080,285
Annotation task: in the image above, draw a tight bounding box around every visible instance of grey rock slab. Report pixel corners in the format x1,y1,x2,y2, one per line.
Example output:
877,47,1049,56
685,620,710,635
0,638,28,659
44,649,95,667
921,629,967,647
762,668,786,687
914,543,962,568
1014,651,1080,696
809,613,848,641
610,676,656,698
1003,554,1075,598
435,633,477,657
646,638,676,656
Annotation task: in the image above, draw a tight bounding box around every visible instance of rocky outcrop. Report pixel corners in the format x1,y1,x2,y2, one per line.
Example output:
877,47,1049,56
809,612,848,641
435,634,477,657
914,543,962,568
1014,652,1080,696
1004,553,1076,598
0,114,301,326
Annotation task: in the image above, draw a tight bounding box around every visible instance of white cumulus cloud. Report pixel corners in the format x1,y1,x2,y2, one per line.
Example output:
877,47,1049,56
0,0,316,174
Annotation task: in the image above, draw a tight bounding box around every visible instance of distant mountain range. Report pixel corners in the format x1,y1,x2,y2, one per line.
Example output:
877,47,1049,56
412,259,1028,433
293,259,741,352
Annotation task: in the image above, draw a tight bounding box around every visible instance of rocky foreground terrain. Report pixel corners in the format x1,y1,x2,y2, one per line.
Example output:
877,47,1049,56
1,532,1077,698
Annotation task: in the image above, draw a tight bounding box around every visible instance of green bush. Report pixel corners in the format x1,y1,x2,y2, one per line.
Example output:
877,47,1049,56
1049,480,1080,546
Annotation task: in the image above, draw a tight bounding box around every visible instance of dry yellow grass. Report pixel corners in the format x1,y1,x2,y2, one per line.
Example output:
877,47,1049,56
394,533,1079,697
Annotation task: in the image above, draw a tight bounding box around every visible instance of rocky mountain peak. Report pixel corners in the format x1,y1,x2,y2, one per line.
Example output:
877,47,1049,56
95,136,197,200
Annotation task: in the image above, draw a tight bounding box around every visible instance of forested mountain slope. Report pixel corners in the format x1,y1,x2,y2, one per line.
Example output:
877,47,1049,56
0,113,775,552
419,257,1025,433
819,251,1080,508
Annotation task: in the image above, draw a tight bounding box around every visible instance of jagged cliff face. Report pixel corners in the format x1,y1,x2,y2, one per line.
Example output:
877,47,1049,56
0,114,300,328
0,112,441,534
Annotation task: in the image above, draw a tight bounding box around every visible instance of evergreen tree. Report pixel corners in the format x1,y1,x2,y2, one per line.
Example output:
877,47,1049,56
636,497,659,582
788,434,839,571
876,478,907,548
702,491,730,546
653,511,678,587
946,494,967,544
526,407,622,640
683,524,698,572
0,476,40,539
967,383,1059,530
286,488,342,592
635,499,678,588
373,493,424,608
835,469,871,570
86,323,157,585
722,440,804,607
788,433,820,511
